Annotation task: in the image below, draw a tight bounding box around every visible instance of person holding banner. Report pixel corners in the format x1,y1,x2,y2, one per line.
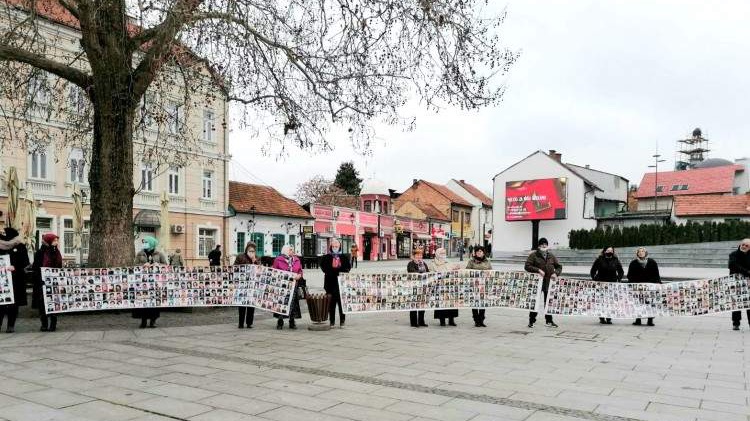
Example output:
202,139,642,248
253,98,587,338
466,246,492,327
626,247,661,326
407,248,429,328
234,241,261,328
321,238,351,328
431,247,461,326
32,233,62,332
133,236,168,328
729,238,750,331
0,227,29,333
590,246,624,325
273,245,304,330
525,238,561,328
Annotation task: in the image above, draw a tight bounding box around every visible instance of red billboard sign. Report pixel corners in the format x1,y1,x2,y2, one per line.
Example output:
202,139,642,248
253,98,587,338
505,178,567,221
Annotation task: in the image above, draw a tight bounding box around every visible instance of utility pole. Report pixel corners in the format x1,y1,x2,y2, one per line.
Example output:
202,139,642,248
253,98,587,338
459,209,464,261
648,152,666,229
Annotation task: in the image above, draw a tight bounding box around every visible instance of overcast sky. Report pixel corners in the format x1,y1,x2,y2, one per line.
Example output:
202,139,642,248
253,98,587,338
229,0,750,199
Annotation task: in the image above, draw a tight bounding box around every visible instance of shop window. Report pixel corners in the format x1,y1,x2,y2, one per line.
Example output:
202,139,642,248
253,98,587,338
271,234,285,256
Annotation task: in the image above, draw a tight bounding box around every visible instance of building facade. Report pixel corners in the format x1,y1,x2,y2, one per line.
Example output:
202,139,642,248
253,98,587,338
446,179,493,248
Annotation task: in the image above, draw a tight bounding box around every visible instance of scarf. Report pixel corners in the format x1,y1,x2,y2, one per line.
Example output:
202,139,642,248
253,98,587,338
284,254,294,272
638,257,648,268
0,235,24,251
332,254,341,269
42,245,63,268
415,260,427,273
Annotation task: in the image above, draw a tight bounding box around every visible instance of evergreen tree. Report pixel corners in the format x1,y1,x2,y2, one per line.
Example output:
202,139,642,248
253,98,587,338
333,162,363,196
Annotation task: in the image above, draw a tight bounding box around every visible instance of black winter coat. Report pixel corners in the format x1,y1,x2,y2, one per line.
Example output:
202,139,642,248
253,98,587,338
407,260,430,274
590,256,624,282
32,245,62,309
208,248,222,266
729,248,750,277
320,253,351,293
0,238,30,306
626,258,661,284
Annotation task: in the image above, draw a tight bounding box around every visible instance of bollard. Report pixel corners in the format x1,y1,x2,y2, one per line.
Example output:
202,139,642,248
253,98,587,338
306,293,332,331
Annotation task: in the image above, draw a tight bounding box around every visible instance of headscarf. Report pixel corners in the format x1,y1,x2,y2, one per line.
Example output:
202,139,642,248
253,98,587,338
434,247,447,265
143,236,158,251
42,233,59,246
281,244,294,269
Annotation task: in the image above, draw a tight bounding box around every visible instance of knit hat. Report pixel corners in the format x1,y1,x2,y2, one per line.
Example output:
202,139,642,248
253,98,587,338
537,238,548,247
143,236,158,251
42,233,58,245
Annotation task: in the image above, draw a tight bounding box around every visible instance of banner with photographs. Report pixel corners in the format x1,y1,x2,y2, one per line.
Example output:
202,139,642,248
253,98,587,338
544,275,750,318
0,255,14,305
339,270,542,313
41,264,298,315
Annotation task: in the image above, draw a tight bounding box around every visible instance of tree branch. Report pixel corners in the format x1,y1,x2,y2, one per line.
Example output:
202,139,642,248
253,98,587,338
56,0,81,20
0,44,91,88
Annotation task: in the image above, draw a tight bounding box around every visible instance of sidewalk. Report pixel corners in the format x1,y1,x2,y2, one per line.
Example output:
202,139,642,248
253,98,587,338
0,307,748,421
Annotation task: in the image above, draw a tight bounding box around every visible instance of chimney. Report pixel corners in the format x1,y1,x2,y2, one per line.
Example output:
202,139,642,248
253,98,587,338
412,179,418,185
460,179,465,183
548,150,562,163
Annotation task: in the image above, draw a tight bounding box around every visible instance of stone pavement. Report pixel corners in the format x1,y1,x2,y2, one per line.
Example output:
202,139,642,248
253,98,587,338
1,306,749,421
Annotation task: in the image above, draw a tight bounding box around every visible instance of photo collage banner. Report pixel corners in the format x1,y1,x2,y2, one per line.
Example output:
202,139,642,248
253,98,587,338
544,275,750,318
339,270,543,313
0,255,14,305
41,264,298,315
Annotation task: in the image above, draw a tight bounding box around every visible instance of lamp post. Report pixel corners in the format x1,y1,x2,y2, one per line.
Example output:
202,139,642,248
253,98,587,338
246,205,256,234
648,153,666,228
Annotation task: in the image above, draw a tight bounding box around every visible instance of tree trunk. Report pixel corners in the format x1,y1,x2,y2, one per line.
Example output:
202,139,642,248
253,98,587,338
87,82,136,268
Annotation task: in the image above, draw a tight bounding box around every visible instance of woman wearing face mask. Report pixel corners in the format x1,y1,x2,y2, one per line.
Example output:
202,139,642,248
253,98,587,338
321,238,351,328
406,248,429,328
32,233,63,331
431,247,461,327
466,246,493,327
133,236,168,328
272,245,304,330
234,241,261,328
590,246,624,325
626,247,661,326
0,227,30,333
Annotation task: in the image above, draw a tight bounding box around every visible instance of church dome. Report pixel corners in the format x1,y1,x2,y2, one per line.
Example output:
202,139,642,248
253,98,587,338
693,158,733,169
360,179,390,196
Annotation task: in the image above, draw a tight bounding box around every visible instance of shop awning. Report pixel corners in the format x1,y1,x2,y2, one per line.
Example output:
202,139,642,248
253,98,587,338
413,233,431,240
133,210,160,227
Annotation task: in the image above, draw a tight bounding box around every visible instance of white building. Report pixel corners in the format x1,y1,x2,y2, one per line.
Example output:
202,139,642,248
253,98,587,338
227,181,313,260
445,179,493,247
491,150,628,252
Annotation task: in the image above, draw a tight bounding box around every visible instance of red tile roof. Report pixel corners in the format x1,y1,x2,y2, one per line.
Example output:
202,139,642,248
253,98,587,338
420,180,473,207
455,180,493,207
229,181,312,219
636,165,742,198
674,195,750,217
411,202,449,221
6,0,79,28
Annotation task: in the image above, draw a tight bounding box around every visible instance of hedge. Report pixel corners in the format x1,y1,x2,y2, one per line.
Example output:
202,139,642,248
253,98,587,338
568,221,750,250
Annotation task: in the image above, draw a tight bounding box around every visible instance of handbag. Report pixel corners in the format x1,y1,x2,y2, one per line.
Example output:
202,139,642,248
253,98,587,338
296,277,308,300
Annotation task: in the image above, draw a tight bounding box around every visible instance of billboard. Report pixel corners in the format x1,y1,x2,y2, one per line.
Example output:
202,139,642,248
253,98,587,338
505,178,567,221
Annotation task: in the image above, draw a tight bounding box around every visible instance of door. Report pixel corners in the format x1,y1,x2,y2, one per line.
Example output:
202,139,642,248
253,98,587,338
363,235,372,261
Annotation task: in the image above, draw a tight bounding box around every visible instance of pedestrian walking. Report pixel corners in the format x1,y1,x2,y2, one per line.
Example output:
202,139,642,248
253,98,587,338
0,227,29,333
133,236,168,328
321,238,351,328
406,248,429,328
431,247,460,326
466,246,492,327
208,244,222,266
32,233,62,332
590,246,624,325
350,243,359,268
272,245,304,330
525,237,561,328
729,238,750,331
626,247,661,327
234,241,260,328
169,248,185,267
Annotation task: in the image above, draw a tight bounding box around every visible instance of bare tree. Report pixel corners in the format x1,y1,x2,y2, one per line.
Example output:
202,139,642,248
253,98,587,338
0,0,518,266
294,175,345,205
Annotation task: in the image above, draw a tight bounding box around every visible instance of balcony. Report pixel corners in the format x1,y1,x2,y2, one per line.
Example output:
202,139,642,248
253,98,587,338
199,198,217,211
134,191,160,207
64,183,90,198
26,179,56,196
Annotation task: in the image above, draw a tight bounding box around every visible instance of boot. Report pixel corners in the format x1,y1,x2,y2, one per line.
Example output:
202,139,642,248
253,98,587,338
277,318,284,330
139,318,147,329
49,317,57,332
289,319,297,330
439,318,446,327
448,318,457,327
148,318,156,328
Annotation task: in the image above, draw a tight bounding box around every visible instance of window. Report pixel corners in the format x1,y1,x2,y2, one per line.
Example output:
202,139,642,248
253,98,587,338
251,233,265,256
62,219,90,256
202,170,213,199
289,234,296,250
28,74,50,107
69,148,86,184
373,200,381,213
655,186,664,193
30,150,48,179
198,228,217,257
382,201,388,214
670,185,680,191
140,93,155,127
680,184,689,191
236,232,246,254
68,84,86,114
272,234,285,256
140,163,154,192
168,167,180,195
166,101,183,134
203,110,215,142
452,210,459,222
364,200,372,212
36,217,53,230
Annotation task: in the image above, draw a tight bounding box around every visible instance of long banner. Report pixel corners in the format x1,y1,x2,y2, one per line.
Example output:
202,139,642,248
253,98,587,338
0,255,14,305
41,265,297,315
339,270,542,313
544,275,750,318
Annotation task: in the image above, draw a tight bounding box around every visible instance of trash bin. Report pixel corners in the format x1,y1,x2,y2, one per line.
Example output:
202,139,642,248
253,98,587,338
306,293,331,331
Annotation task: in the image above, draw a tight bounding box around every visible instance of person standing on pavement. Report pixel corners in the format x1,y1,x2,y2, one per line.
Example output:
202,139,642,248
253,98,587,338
133,236,168,328
525,237,561,328
590,246,624,325
273,245,304,330
626,247,661,327
208,245,222,266
350,243,359,269
32,233,62,332
466,246,492,327
407,248,429,328
234,241,261,329
431,247,461,326
729,238,750,331
0,227,29,333
169,248,185,267
321,238,351,328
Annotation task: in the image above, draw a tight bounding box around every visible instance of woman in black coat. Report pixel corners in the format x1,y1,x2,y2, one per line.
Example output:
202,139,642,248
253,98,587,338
0,227,30,333
320,239,351,328
32,233,63,331
406,248,429,328
626,247,661,326
590,246,624,325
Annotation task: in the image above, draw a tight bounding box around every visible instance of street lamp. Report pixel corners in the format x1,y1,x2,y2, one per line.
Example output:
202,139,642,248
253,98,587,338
246,205,256,234
648,153,666,228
